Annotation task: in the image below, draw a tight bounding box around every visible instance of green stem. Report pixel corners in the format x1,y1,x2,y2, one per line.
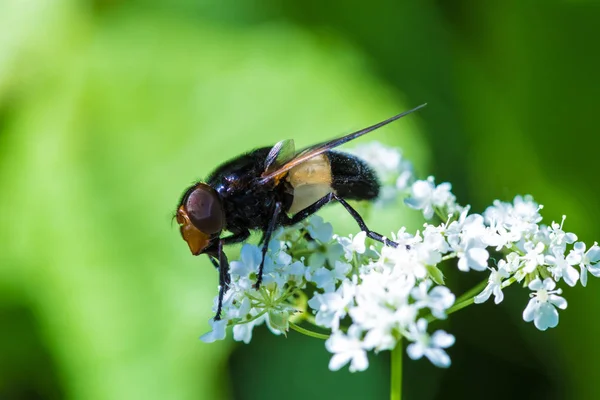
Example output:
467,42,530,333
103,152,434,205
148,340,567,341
501,276,518,289
234,310,268,325
292,249,314,258
454,278,489,305
289,322,330,340
390,338,402,400
434,207,449,222
445,297,475,316
426,274,521,323
303,313,318,326
425,278,488,323
441,253,457,261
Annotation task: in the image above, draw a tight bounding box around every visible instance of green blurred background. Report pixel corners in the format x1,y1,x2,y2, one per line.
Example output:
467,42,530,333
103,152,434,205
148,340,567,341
1,1,599,399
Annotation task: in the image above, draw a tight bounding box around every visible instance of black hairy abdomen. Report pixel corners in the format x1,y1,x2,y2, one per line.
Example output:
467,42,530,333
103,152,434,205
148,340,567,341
327,151,380,200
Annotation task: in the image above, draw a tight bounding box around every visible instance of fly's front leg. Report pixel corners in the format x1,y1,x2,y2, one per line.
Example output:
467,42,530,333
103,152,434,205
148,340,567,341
208,256,219,269
205,229,251,320
214,240,230,320
254,202,283,290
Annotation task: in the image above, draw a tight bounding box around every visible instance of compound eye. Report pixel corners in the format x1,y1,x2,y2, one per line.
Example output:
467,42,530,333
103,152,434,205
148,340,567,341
185,185,224,234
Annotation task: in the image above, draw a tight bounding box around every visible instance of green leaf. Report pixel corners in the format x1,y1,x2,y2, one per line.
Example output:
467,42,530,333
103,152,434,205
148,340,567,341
426,264,445,285
267,310,290,335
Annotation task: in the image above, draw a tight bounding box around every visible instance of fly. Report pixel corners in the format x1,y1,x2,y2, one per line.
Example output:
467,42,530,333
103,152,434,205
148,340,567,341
176,104,426,319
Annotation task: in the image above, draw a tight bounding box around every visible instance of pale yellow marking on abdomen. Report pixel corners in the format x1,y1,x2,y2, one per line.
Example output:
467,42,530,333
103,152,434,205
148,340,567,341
287,154,335,215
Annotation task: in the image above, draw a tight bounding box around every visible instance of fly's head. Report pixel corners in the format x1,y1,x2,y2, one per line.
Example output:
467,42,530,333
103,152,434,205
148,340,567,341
176,183,225,255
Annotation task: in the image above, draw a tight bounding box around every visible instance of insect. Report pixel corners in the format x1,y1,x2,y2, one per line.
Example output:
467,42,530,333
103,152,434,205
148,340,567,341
176,104,426,319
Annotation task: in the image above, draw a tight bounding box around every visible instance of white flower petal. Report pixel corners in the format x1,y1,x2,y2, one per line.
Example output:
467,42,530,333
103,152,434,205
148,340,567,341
573,241,586,253
328,353,352,371
566,251,582,265
542,277,556,291
349,351,369,372
424,348,451,368
466,247,489,271
549,295,568,310
533,303,559,331
528,278,543,291
563,265,580,287
412,180,433,198
580,265,588,287
199,319,227,343
493,286,504,304
431,330,455,348
233,323,254,344
307,216,334,243
587,245,600,263
406,343,424,360
588,263,600,277
474,285,492,304
522,298,537,322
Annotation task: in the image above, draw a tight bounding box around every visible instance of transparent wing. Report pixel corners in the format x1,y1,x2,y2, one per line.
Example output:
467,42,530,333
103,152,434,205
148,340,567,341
264,139,296,174
259,103,426,184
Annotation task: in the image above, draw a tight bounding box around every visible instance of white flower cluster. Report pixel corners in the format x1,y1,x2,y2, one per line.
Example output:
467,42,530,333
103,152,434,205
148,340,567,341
201,216,457,370
405,178,600,331
199,145,600,372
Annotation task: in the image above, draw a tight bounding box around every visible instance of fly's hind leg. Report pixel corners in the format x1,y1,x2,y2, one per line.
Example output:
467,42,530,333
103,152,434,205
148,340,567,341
286,192,399,248
333,194,399,248
286,192,335,225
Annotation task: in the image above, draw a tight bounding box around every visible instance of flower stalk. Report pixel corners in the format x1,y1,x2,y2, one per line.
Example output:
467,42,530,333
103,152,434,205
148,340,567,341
390,338,403,400
289,322,329,340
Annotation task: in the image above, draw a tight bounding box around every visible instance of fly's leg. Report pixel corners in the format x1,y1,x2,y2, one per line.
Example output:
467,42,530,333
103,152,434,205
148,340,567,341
254,202,283,290
211,240,230,320
286,192,400,248
209,230,250,301
286,193,335,225
333,194,399,248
